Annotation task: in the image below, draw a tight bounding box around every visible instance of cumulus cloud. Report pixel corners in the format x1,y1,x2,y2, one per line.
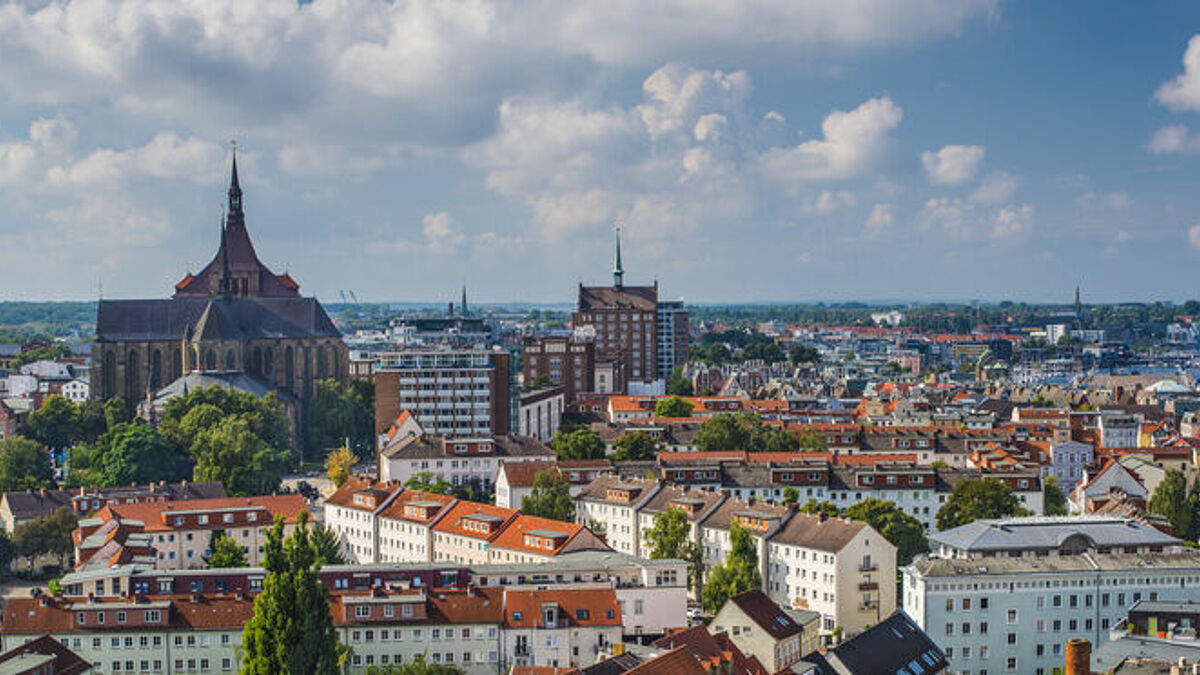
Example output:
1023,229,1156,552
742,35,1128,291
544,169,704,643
1078,191,1130,209
1148,125,1200,154
920,144,984,185
47,133,226,187
920,197,1033,241
863,203,894,236
969,171,1018,204
760,97,903,182
812,190,856,214
990,204,1033,239
1157,35,1200,112
639,65,751,139
43,195,172,246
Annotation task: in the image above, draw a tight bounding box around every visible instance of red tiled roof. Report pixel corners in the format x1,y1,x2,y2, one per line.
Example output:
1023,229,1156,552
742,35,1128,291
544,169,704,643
503,588,621,629
377,489,456,523
430,501,517,540
105,494,309,532
489,514,585,556
498,460,559,489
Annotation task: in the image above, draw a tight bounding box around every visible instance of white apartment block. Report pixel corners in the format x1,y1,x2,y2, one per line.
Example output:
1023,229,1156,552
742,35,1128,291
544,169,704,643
501,588,622,670
378,434,553,489
573,476,660,556
376,491,456,563
904,550,1200,675
323,479,404,564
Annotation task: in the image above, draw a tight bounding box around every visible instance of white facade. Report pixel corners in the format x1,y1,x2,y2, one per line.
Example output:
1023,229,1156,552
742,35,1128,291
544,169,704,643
62,378,90,403
903,551,1200,675
518,390,565,443
1048,441,1094,490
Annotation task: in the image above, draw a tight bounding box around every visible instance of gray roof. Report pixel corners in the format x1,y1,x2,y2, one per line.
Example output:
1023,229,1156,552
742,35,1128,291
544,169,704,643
810,610,947,675
1092,634,1200,673
930,516,1181,553
380,434,553,460
151,371,285,407
95,296,339,343
910,550,1200,578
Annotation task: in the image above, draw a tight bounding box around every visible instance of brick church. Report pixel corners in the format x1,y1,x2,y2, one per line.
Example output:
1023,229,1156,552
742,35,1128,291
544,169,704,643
92,151,348,436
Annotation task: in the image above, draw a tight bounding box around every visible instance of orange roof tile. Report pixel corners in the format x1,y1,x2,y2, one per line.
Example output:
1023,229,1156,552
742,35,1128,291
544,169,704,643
105,494,308,532
430,501,517,541
503,588,621,629
489,514,586,556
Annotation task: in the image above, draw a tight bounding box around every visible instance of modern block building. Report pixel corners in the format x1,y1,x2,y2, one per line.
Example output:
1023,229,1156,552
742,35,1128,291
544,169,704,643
522,334,594,406
373,348,511,438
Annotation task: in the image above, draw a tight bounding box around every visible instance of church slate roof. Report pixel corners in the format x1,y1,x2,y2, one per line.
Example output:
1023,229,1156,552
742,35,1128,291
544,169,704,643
95,297,340,343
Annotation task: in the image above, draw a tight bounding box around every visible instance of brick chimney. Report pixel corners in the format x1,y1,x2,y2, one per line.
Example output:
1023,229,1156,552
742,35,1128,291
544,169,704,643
1065,638,1091,675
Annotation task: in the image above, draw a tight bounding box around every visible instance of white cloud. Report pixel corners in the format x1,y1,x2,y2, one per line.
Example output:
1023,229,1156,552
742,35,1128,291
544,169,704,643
422,211,466,253
1078,191,1131,209
991,204,1033,239
639,65,750,140
969,171,1018,204
920,144,984,185
1156,35,1200,112
863,203,894,236
47,133,226,187
278,144,387,176
812,190,856,214
1189,224,1200,250
1148,124,1200,154
920,197,1032,241
43,195,171,246
760,97,903,182
530,190,620,238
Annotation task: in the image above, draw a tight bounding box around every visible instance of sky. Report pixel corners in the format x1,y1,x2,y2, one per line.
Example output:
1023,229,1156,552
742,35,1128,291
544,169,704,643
2,1,1200,304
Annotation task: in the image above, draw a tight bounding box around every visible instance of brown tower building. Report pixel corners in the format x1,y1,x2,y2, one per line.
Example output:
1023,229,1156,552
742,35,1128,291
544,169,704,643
571,229,659,393
92,151,347,438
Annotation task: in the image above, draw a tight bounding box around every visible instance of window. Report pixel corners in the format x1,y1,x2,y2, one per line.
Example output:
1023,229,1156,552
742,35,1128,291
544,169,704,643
1006,609,1017,624
355,605,370,619
1007,633,1017,645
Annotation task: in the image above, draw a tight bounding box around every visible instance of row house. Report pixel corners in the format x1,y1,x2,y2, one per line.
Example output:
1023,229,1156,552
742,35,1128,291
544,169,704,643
378,432,554,489
323,478,404,564
501,588,622,670
72,495,308,571
494,459,610,509
605,395,747,424
0,481,226,533
377,489,457,563
573,476,662,556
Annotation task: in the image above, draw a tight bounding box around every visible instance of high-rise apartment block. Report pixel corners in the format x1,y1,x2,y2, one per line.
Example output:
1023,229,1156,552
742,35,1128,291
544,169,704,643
374,349,511,438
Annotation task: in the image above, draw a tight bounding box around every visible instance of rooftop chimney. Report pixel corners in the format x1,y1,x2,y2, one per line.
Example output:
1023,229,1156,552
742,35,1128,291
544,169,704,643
1065,638,1091,675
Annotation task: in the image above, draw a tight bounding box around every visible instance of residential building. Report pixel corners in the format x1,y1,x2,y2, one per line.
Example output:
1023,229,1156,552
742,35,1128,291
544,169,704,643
928,515,1181,560
710,590,813,673
522,335,594,407
322,478,404,564
0,482,226,533
1047,440,1094,489
765,512,897,637
641,625,768,675
902,550,1200,675
0,633,92,674
655,299,689,381
373,348,512,438
1099,412,1141,448
804,610,948,675
697,497,790,588
72,495,308,570
501,588,622,670
431,501,519,565
634,484,725,560
377,433,553,489
494,460,610,509
62,378,90,403
574,476,661,556
1068,460,1149,515
517,386,565,442
376,489,457,563
486,514,609,565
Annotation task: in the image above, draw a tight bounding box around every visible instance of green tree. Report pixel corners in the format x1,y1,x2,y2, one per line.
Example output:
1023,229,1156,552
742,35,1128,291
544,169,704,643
794,428,828,452
95,423,187,486
654,396,694,418
193,416,292,496
612,432,662,461
159,385,292,459
14,506,77,569
1149,469,1193,537
207,532,249,568
755,426,799,454
1043,476,1068,516
935,478,1030,531
0,530,15,574
798,500,841,518
307,379,374,457
0,436,54,491
666,367,694,396
788,345,820,364
310,525,346,566
73,400,109,445
102,397,131,430
241,512,343,675
843,498,929,565
403,472,454,495
520,471,575,522
11,344,71,369
695,413,755,452
782,487,800,505
645,507,702,595
26,395,77,450
324,446,356,487
701,521,761,613
529,375,555,389
551,427,606,461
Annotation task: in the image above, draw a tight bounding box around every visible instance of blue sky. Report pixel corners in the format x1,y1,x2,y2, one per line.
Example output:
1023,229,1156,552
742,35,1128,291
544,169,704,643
1,0,1200,304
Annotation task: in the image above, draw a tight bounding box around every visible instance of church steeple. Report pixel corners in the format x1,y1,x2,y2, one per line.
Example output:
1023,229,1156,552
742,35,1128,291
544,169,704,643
461,285,468,317
613,226,624,289
218,205,233,298
226,141,244,229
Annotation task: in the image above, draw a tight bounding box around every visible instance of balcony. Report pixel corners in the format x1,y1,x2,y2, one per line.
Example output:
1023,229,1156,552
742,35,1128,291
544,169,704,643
858,581,879,591
858,600,877,612
858,562,878,572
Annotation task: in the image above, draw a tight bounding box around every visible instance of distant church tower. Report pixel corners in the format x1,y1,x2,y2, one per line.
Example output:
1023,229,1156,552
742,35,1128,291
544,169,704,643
613,227,624,289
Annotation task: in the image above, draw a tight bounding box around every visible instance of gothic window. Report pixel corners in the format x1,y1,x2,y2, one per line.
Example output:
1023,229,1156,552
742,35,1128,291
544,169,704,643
285,346,295,393
104,350,116,398
252,347,262,375
205,350,216,371
150,350,163,392
317,347,327,379
172,349,182,380
225,350,236,370
126,349,140,402
264,348,274,377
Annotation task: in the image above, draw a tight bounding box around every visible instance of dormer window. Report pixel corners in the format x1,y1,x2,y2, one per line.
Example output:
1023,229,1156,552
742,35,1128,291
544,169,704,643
862,475,875,485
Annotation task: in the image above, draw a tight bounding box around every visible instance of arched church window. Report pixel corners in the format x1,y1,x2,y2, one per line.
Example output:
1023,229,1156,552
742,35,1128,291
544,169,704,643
225,350,236,370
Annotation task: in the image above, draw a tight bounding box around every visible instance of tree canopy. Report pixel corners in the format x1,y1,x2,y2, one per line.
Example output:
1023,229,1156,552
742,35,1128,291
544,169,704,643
551,427,606,461
207,532,249,569
403,472,454,495
94,422,188,487
520,470,575,522
935,478,1030,531
701,521,761,613
654,396,694,418
307,379,374,457
798,500,841,517
644,507,703,595
241,512,343,675
14,506,77,568
1043,476,1068,517
1148,469,1193,537
0,436,54,491
324,446,356,487
192,416,292,497
25,394,77,450
666,367,693,396
695,413,800,454
843,498,929,565
612,432,661,461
